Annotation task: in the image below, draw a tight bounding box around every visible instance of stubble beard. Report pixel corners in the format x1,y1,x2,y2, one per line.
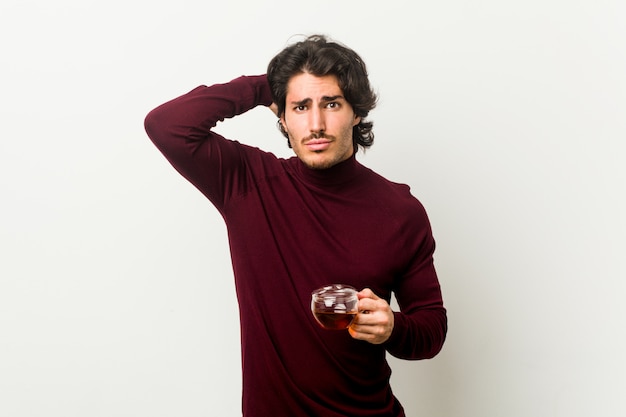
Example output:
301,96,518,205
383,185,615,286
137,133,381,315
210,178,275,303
291,130,355,170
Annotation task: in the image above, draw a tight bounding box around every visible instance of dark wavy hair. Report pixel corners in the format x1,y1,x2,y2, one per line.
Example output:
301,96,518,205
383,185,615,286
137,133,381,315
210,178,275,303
267,35,378,151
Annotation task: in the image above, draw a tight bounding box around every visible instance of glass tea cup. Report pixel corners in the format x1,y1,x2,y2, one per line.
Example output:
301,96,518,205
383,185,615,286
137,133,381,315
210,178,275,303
311,284,359,330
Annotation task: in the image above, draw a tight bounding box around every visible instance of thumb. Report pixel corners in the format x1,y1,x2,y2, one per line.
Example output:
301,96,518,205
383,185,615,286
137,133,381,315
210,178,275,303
357,288,379,300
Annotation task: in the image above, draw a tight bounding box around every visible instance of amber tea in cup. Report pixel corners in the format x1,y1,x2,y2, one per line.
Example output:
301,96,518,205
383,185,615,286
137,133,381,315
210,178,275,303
311,284,358,330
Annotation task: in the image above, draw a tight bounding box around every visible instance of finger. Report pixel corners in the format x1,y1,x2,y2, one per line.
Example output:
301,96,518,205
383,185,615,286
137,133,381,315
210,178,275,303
357,288,380,300
358,297,386,314
350,320,378,333
348,324,376,337
354,309,380,326
349,323,389,344
353,308,387,327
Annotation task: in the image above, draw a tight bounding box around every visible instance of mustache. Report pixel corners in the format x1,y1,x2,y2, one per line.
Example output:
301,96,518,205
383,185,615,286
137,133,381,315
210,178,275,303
304,132,333,141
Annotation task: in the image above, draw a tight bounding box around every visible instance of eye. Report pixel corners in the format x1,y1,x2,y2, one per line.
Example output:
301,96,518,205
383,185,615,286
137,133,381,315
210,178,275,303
294,105,307,112
326,102,339,109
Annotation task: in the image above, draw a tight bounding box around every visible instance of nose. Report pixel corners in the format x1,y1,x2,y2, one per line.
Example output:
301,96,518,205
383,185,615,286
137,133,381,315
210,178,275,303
309,107,326,135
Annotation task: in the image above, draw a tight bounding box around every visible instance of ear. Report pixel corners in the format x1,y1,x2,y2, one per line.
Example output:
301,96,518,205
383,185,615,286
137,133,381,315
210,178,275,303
279,115,289,138
353,114,361,127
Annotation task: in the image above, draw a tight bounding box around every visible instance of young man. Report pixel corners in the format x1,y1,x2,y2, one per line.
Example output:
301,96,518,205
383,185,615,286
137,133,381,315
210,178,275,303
145,35,446,417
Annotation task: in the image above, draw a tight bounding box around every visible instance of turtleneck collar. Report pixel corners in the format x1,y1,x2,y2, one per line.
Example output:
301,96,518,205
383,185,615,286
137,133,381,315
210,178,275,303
291,153,362,189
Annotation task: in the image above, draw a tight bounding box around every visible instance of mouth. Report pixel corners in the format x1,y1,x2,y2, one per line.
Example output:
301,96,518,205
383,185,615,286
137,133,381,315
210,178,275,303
304,138,332,152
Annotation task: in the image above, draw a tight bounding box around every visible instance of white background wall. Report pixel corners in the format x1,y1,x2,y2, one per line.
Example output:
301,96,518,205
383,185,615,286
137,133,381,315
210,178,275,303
1,1,625,416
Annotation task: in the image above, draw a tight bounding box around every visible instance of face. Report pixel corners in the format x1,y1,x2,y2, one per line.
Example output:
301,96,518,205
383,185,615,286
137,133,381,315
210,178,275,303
280,73,361,170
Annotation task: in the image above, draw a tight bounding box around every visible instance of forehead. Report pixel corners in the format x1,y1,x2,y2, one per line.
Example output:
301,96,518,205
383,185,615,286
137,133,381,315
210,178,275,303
286,73,343,99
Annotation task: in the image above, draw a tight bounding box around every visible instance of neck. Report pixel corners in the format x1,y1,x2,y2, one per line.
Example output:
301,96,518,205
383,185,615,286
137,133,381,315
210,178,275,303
295,154,360,188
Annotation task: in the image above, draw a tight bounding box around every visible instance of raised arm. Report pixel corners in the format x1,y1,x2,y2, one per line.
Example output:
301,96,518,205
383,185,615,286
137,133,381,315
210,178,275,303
144,75,273,208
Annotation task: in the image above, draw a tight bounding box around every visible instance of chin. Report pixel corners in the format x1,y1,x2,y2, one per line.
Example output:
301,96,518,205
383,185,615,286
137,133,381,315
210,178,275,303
301,155,333,170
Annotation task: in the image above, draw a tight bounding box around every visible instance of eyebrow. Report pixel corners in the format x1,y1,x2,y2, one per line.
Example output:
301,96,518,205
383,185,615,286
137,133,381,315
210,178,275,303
290,95,345,107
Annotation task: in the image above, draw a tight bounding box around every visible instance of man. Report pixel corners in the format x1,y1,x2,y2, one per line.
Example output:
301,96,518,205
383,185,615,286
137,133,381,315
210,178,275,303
145,34,446,417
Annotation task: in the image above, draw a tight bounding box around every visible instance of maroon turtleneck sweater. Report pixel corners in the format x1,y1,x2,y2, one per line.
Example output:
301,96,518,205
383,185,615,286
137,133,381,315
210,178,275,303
144,75,446,417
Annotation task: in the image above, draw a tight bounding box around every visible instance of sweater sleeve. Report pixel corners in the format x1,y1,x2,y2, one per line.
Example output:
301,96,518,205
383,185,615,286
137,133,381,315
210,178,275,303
144,75,274,209
384,209,447,360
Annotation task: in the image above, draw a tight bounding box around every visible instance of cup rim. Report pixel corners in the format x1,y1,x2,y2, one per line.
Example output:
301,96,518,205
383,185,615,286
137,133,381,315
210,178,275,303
311,284,357,298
